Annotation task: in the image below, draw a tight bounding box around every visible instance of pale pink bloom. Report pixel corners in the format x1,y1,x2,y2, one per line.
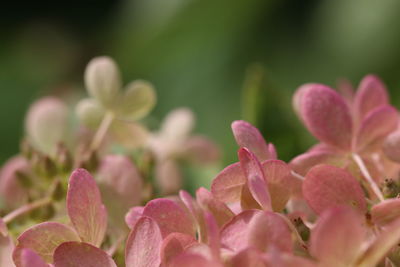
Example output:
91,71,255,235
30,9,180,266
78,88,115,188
148,108,219,194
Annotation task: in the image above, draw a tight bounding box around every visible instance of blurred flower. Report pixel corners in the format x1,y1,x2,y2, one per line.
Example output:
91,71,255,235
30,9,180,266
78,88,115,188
148,108,220,194
76,56,156,150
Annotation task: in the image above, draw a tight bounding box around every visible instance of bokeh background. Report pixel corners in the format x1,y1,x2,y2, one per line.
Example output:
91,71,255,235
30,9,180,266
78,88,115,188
2,0,400,184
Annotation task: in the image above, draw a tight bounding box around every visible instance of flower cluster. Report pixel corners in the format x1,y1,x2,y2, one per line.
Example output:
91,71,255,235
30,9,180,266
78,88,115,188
1,58,400,267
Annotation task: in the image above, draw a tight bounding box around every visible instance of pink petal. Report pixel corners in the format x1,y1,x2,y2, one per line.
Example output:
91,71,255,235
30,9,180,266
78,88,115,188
204,212,220,260
231,120,273,161
240,183,262,210
0,156,30,210
355,105,398,151
98,155,143,208
262,160,294,211
247,211,292,253
155,160,182,195
371,198,400,226
356,217,400,266
196,188,234,227
0,219,14,267
296,84,352,150
179,190,207,242
125,206,144,229
238,148,272,210
383,130,400,163
183,135,220,164
125,217,162,267
161,233,196,266
310,206,365,265
230,248,267,267
168,253,222,267
303,164,367,214
211,162,245,204
220,210,262,252
289,149,344,177
142,198,196,238
53,242,117,267
98,155,143,230
264,250,317,267
13,222,80,265
354,75,389,122
67,168,107,247
20,249,48,267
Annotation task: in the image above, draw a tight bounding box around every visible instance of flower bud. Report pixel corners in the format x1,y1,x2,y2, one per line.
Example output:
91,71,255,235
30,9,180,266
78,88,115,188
84,56,121,108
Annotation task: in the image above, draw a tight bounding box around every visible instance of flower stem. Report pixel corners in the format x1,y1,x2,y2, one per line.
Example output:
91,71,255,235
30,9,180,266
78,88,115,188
3,197,52,224
352,153,384,202
89,111,115,152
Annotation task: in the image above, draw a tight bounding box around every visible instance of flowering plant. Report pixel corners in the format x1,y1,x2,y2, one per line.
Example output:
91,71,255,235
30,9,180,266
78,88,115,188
1,57,400,267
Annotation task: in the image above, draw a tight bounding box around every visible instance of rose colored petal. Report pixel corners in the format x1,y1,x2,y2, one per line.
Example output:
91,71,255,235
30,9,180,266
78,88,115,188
25,97,69,155
231,120,272,161
161,233,196,266
211,162,245,204
20,249,48,267
13,222,80,265
0,156,30,210
371,198,400,226
310,206,365,266
267,143,278,159
383,130,400,163
238,148,272,210
0,219,14,267
289,150,344,177
179,190,207,242
53,242,117,267
125,216,162,267
303,164,367,214
337,78,354,104
84,56,121,108
296,84,352,150
240,183,261,210
355,105,398,151
231,248,267,267
142,198,196,238
220,210,262,252
125,206,144,229
354,75,389,122
292,83,315,119
196,188,234,227
67,168,107,246
98,155,143,206
204,212,220,260
247,211,292,253
97,155,143,229
155,160,182,195
183,135,220,164
356,217,400,267
168,253,222,267
262,160,294,211
264,250,317,267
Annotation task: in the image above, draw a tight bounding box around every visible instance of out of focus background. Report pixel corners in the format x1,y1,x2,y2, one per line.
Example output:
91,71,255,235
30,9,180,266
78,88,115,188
2,0,400,171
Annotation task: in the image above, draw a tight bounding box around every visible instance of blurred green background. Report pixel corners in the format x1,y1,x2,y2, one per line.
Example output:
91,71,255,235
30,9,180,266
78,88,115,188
2,0,400,171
